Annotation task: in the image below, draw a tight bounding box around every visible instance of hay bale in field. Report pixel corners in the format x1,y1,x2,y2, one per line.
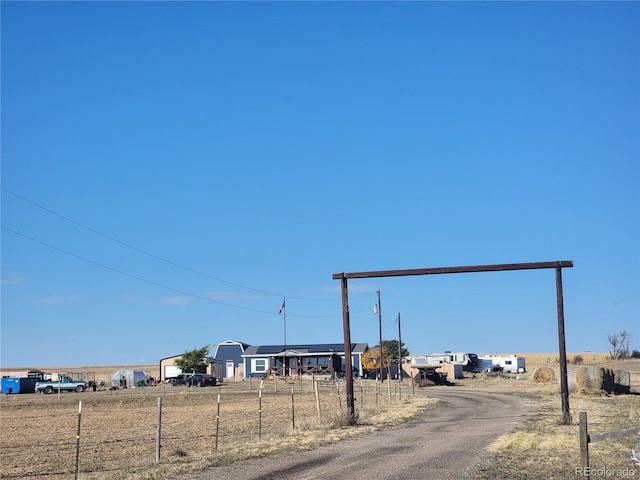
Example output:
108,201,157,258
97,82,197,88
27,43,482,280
532,366,555,384
566,365,630,394
585,366,616,393
566,367,589,393
613,369,631,394
575,367,590,390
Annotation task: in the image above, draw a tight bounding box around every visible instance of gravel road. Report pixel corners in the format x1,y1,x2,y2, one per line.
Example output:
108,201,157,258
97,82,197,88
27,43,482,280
174,389,529,480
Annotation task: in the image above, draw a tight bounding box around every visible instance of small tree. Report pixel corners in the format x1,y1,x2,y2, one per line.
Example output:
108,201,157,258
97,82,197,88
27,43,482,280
361,346,392,373
378,340,410,364
607,330,632,360
619,330,632,359
175,345,210,374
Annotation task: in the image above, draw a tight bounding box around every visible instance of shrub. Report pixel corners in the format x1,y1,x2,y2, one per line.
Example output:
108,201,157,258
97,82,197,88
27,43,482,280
572,355,584,365
332,409,359,427
631,350,640,359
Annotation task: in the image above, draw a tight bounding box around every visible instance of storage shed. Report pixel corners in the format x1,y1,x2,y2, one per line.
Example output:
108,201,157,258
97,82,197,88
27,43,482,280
111,370,148,388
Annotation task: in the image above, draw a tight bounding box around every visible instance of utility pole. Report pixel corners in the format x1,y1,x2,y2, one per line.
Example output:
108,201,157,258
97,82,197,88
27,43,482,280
397,312,402,382
377,290,383,382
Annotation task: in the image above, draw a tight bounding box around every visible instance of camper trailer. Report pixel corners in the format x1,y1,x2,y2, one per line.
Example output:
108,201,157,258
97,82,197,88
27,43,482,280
479,355,525,373
408,352,479,372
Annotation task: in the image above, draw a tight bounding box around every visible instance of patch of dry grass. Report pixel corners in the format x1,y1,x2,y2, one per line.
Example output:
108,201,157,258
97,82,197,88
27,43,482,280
473,390,640,479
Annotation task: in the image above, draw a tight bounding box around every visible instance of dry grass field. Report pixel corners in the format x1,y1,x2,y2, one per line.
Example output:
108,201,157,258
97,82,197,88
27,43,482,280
0,376,437,480
2,353,638,480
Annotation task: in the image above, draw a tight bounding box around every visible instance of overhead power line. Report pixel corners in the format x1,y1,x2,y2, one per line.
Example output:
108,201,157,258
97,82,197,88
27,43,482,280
2,187,373,302
1,225,346,318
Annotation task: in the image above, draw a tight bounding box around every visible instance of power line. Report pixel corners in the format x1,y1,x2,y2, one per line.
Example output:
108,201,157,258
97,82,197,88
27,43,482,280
2,187,374,302
1,225,344,318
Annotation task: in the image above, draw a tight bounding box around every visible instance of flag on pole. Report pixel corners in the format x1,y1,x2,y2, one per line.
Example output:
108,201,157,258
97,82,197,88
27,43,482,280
278,299,285,314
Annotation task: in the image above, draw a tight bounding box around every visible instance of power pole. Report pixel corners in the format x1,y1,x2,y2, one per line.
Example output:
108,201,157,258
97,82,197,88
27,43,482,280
397,312,402,382
377,290,383,382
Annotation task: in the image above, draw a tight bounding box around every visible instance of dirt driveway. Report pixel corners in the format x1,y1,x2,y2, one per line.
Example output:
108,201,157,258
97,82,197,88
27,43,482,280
174,389,529,480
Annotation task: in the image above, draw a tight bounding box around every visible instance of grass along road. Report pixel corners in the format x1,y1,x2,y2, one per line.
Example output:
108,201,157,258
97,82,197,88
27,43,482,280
472,390,639,479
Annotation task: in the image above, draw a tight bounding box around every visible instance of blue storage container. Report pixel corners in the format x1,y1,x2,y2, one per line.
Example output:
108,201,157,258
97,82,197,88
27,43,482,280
2,378,20,394
1,377,39,394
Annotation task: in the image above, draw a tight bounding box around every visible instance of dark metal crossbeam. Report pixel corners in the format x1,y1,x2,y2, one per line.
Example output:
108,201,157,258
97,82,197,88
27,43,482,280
332,260,573,280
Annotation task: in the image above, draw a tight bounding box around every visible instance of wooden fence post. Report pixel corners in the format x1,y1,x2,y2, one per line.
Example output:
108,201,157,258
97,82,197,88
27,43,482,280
291,387,295,432
314,380,321,421
579,411,589,478
258,389,263,439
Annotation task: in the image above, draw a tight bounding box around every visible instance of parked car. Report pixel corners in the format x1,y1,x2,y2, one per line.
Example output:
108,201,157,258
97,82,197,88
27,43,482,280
184,374,217,387
35,376,87,394
168,374,189,386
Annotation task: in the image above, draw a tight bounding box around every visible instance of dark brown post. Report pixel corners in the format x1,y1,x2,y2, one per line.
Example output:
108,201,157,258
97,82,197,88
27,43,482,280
340,274,355,422
397,312,402,382
579,411,590,477
556,263,571,425
377,290,383,382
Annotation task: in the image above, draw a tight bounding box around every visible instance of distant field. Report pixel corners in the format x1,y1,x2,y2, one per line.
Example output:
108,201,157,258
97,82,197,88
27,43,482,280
16,351,624,383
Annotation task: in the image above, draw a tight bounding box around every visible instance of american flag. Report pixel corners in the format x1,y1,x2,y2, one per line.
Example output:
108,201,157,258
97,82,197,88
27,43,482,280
278,299,285,314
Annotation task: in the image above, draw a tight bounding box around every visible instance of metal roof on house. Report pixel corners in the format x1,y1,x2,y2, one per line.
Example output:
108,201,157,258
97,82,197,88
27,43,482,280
243,343,368,356
216,339,250,349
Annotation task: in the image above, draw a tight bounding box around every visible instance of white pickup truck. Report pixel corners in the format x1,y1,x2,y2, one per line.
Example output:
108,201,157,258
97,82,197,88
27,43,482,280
35,376,87,394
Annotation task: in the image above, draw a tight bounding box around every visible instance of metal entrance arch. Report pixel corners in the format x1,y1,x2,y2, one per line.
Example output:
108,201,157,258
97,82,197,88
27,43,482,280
333,260,574,425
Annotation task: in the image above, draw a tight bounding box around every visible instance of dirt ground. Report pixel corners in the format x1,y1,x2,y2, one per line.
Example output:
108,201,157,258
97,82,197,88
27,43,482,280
0,377,435,480
2,353,638,480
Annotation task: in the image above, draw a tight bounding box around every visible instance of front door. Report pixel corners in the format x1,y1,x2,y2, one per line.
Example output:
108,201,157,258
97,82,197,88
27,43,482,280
225,361,234,379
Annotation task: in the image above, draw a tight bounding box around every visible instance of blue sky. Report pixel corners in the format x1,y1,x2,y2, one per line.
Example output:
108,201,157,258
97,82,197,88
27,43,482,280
2,1,638,368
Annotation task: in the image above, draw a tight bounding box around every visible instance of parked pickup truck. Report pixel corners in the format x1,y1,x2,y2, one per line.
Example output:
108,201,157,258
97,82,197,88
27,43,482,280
35,376,87,394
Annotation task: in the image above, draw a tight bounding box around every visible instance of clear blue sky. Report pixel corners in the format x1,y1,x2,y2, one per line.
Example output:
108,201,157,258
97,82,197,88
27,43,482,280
2,1,638,368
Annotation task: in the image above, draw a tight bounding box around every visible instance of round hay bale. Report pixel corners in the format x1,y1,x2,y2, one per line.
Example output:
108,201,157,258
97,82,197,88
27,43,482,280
575,367,589,391
586,365,611,392
532,366,555,383
565,366,589,393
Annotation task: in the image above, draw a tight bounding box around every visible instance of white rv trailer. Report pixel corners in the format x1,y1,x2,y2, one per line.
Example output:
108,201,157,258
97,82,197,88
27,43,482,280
408,352,479,371
479,355,525,373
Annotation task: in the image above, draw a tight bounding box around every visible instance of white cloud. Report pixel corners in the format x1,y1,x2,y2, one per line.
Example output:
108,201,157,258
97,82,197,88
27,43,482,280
2,272,26,285
37,295,82,304
160,295,194,305
202,291,260,301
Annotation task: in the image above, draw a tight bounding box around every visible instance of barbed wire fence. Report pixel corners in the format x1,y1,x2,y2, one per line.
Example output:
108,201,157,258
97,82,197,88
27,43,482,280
1,378,413,479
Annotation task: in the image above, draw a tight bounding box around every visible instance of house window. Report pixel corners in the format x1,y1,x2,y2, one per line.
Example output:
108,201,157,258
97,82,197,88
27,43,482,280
505,360,512,365
252,359,268,373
